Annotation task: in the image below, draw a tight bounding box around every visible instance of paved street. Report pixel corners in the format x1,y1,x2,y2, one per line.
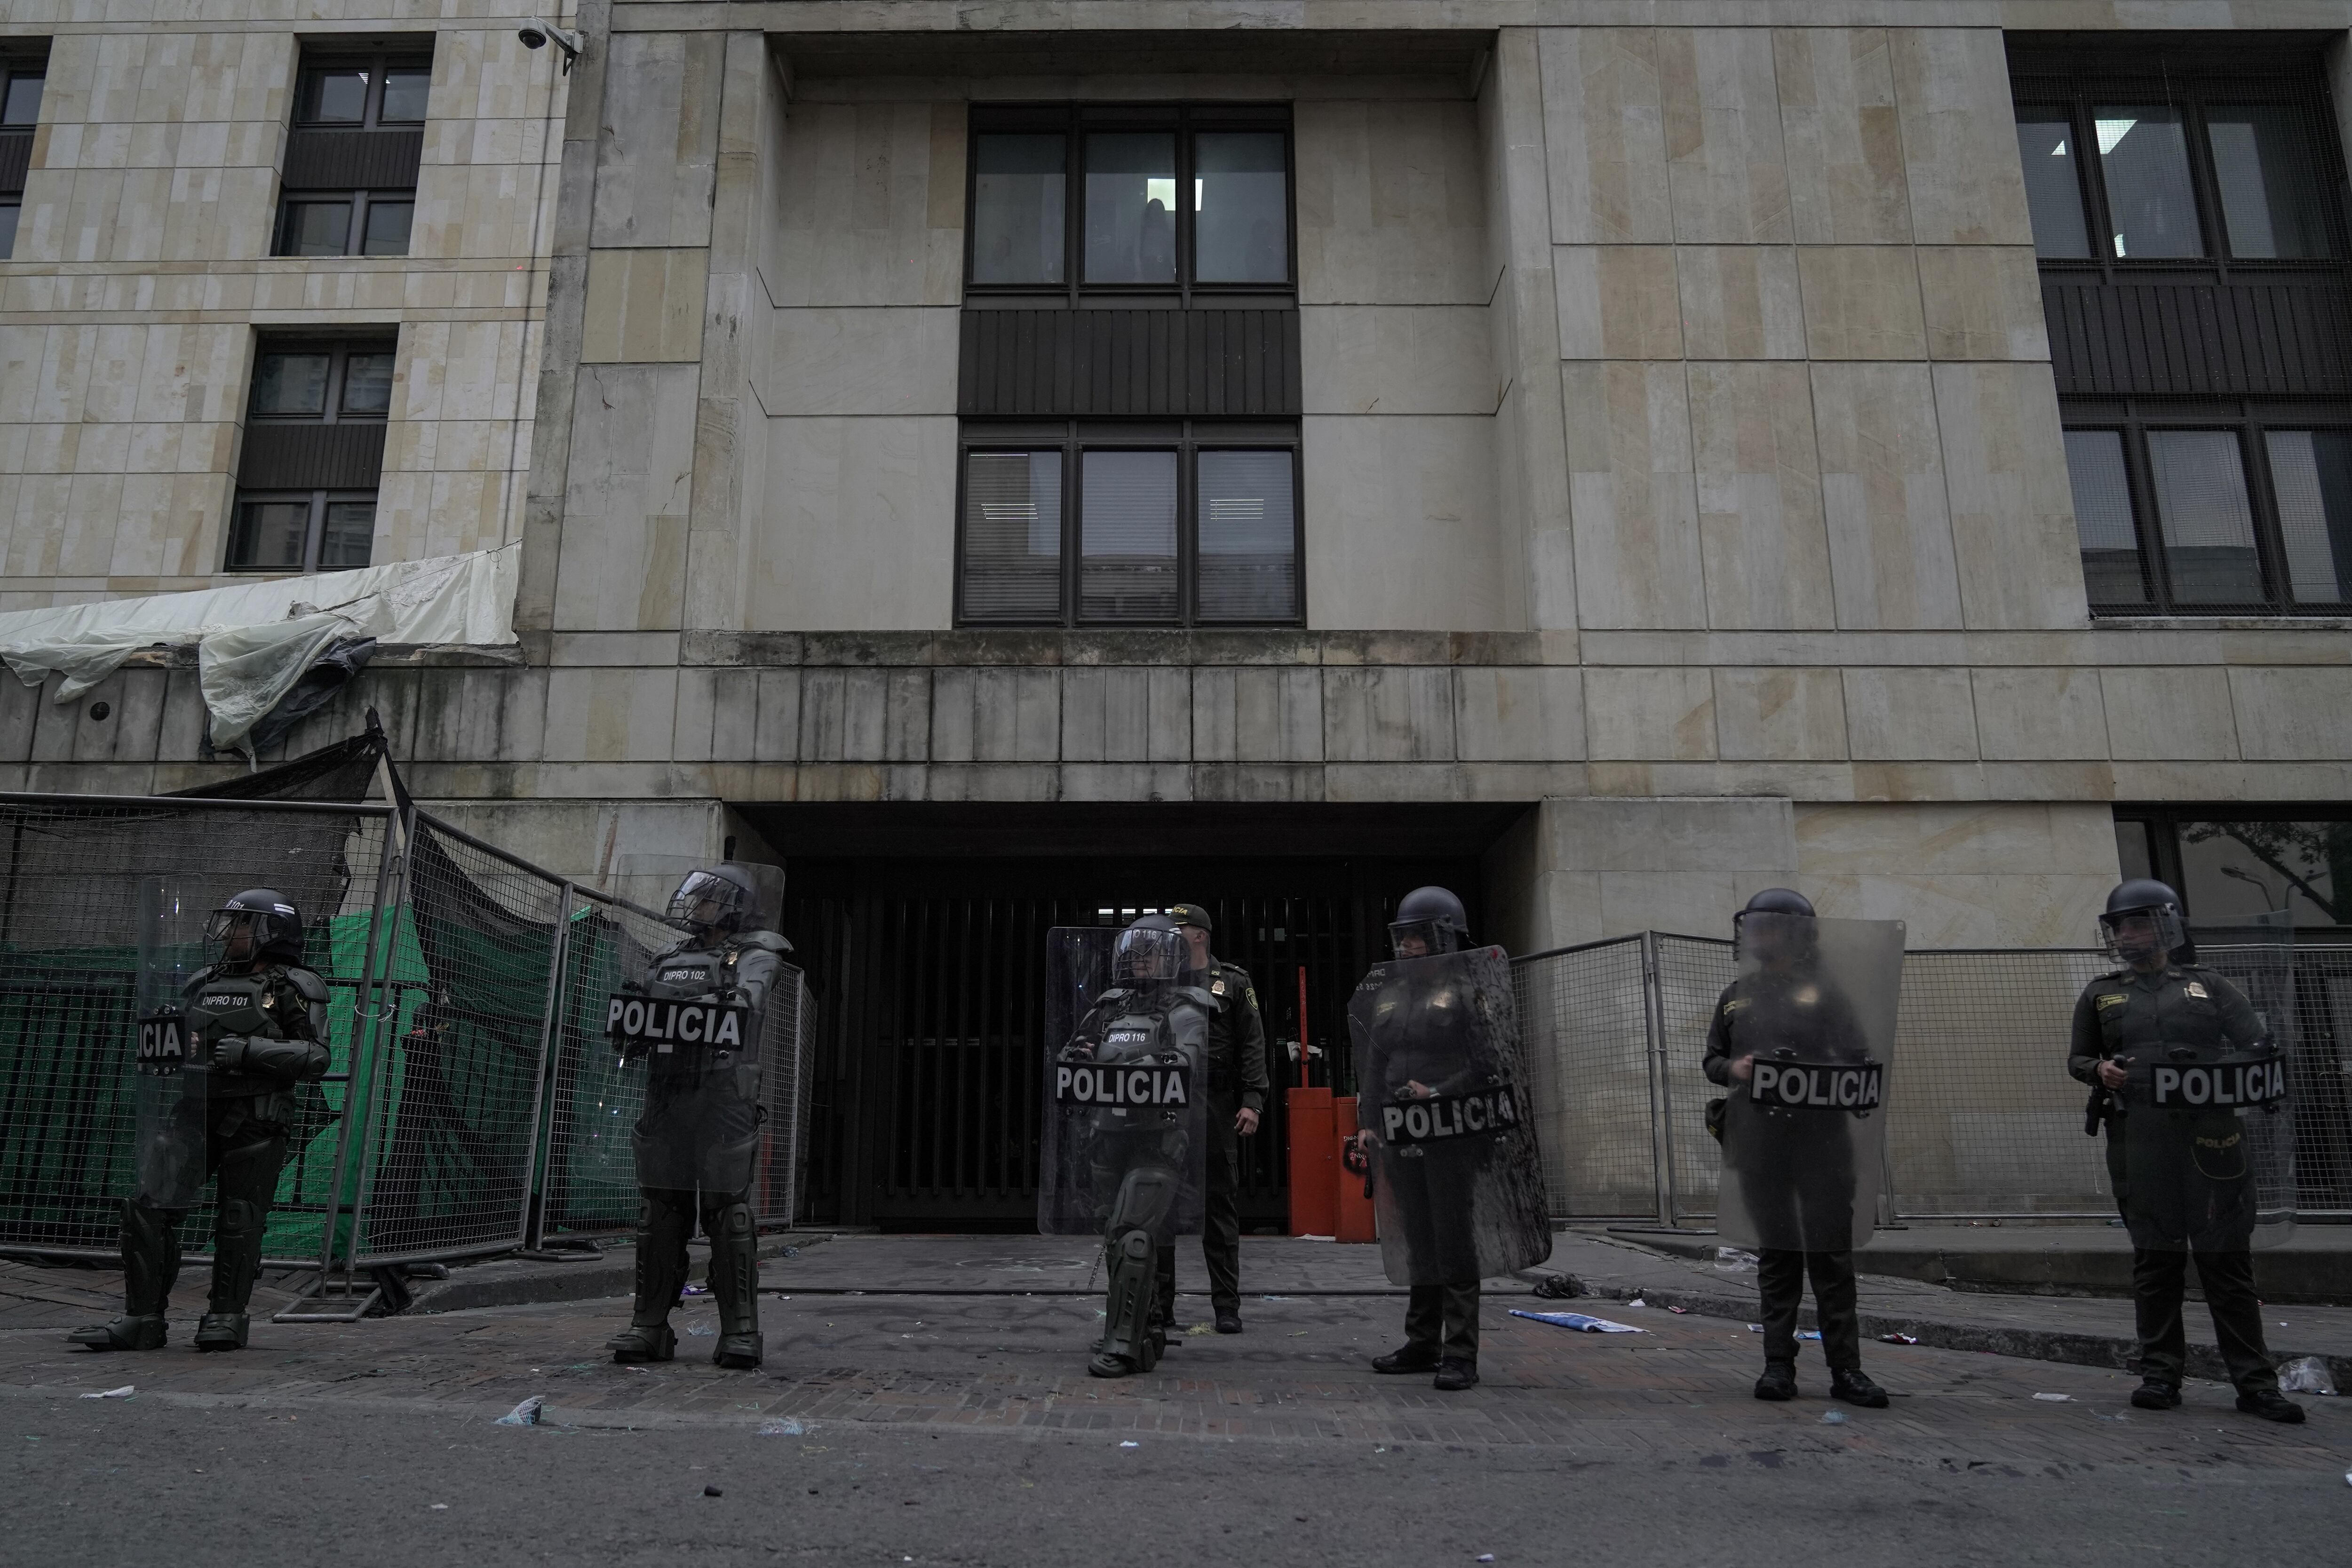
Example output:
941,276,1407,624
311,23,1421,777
2,1235,2345,1565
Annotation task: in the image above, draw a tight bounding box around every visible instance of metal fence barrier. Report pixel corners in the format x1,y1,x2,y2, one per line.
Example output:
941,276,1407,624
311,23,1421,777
1514,932,2352,1224
0,792,810,1309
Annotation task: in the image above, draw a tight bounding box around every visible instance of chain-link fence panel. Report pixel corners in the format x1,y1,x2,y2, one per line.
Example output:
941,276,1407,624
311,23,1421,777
0,796,389,1265
1511,937,1654,1217
754,968,810,1227
342,818,566,1266
1883,949,2114,1218
1652,934,1737,1223
2283,943,2352,1214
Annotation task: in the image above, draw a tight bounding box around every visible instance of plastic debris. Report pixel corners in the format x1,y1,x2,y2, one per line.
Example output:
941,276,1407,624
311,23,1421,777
1478,1557,1497,1563
782,1245,802,1258
1509,1310,1645,1334
758,1418,806,1436
430,1504,449,1511
685,1324,716,1337
1797,1331,1822,1341
1878,1333,1919,1345
80,1385,134,1400
704,1485,723,1498
1260,1295,1294,1302
1120,1441,1140,1448
1187,1322,1216,1336
682,1283,710,1297
1748,1324,1764,1333
1820,1411,1847,1425
1668,1306,1689,1315
2278,1357,2336,1395
2032,1393,2072,1402
1625,1298,1646,1308
495,1396,545,1427
1715,1248,1760,1273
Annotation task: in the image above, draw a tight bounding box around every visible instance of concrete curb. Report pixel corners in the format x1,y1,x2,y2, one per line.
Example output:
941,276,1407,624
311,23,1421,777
1525,1269,2351,1390
405,1232,830,1315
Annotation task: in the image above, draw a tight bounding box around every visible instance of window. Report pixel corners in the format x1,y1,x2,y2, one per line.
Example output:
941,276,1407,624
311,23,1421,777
275,48,429,259
965,106,1293,302
230,340,393,572
2014,75,2344,267
2063,402,2352,614
2112,808,2352,935
957,423,1301,626
0,56,40,261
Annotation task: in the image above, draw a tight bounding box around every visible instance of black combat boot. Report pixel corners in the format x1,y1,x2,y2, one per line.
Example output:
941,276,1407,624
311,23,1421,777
1433,1358,1478,1392
1372,1343,1442,1374
705,1198,763,1370
70,1201,179,1352
2235,1388,2306,1424
1830,1368,1889,1408
2130,1379,2181,1410
1215,1308,1242,1334
608,1193,691,1364
1753,1360,1798,1401
195,1194,265,1352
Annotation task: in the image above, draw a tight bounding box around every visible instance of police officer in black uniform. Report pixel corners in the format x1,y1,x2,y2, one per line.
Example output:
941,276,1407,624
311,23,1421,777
1165,902,1270,1337
1360,886,1490,1393
71,890,332,1353
1703,888,1889,1409
2068,879,2304,1424
607,863,790,1370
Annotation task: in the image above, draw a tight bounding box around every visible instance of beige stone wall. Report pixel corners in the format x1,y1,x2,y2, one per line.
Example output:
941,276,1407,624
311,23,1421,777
1531,24,2087,635
0,13,565,606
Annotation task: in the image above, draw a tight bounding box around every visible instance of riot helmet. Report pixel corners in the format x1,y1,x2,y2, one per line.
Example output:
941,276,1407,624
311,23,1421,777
1112,913,1188,992
1733,887,1817,965
665,862,782,937
2099,879,2186,969
1388,886,1468,959
206,888,304,966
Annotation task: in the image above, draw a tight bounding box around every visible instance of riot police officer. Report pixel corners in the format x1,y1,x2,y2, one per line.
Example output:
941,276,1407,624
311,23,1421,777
2067,879,2304,1424
1704,888,1891,1409
1165,902,1270,1336
71,889,331,1353
1057,914,1214,1378
607,863,790,1370
1354,886,1554,1393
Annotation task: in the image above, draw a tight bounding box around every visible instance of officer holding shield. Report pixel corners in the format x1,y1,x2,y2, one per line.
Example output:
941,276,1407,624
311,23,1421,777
70,890,331,1353
1165,902,1269,1336
2066,879,2304,1424
1048,915,1214,1378
1351,887,1551,1393
1704,889,1897,1409
606,863,790,1370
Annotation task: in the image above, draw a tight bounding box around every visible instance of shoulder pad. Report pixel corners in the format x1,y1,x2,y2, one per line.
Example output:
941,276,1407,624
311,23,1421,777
736,930,792,955
274,965,332,1003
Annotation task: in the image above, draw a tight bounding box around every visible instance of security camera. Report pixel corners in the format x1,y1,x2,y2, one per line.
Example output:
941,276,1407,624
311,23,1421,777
518,17,582,72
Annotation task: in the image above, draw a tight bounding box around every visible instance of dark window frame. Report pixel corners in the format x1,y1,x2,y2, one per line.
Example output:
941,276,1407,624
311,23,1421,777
954,419,1305,628
230,335,395,573
2064,394,2352,615
2011,72,2352,276
293,49,433,130
0,56,44,128
2113,804,2352,937
275,47,430,259
962,103,1297,307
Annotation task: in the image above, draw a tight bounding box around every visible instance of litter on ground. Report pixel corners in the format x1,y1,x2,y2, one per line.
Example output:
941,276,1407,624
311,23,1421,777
1510,1310,1645,1334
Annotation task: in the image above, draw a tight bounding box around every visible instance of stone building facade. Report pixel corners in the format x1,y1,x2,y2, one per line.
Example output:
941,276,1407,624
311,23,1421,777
4,3,2349,1221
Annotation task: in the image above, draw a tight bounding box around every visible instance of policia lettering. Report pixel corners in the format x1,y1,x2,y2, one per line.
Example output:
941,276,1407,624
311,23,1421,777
605,863,791,1371
71,889,332,1355
2070,878,2305,1425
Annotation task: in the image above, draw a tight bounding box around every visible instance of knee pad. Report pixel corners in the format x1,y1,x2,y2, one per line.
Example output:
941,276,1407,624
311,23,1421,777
1108,1165,1180,1239
700,1192,756,1240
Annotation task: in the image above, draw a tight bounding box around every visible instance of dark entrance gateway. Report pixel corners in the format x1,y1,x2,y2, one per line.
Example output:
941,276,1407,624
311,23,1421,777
739,802,1522,1231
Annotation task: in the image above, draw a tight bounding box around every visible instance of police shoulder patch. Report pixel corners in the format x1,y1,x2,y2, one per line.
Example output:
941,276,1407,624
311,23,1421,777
2097,993,2127,1010
2185,980,2209,999
1210,978,1227,996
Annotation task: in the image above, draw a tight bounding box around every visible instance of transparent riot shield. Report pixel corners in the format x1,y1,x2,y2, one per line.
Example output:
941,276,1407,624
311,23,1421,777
1713,915,1905,1253
611,931,781,1195
1348,946,1552,1287
130,879,208,1210
1038,926,1209,1242
2121,911,2296,1251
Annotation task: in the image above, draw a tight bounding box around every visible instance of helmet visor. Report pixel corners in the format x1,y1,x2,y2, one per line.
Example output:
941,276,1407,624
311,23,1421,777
1734,910,1816,964
1388,918,1459,960
1113,926,1186,986
667,870,747,930
204,909,258,945
2100,905,2185,965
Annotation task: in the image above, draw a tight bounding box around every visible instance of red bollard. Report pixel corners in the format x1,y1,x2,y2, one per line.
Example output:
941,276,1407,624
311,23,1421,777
1286,1087,1336,1237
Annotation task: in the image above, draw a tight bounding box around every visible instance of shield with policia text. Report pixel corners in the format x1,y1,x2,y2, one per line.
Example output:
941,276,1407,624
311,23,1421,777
1713,914,1904,1253
2119,909,2296,1251
1348,945,1551,1287
1037,925,1209,1243
608,862,789,1194
130,879,209,1210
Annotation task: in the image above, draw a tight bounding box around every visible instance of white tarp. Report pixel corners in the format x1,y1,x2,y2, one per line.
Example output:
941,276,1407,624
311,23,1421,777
0,543,517,749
